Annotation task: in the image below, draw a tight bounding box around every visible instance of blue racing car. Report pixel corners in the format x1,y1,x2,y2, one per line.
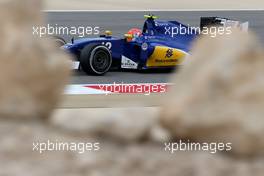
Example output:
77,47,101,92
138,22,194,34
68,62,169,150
58,15,248,75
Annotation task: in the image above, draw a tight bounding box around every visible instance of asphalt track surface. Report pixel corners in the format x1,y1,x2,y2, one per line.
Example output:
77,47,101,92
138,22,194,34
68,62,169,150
45,11,264,84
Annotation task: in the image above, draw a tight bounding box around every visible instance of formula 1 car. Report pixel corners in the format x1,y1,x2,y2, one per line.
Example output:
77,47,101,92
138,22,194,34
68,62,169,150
59,15,248,75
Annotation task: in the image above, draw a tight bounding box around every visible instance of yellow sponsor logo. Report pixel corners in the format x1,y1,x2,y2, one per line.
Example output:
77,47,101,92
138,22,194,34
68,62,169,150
146,46,186,67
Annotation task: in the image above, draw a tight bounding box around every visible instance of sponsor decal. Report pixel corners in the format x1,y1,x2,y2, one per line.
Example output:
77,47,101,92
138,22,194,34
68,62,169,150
165,49,173,58
146,46,186,67
141,42,148,51
121,56,138,69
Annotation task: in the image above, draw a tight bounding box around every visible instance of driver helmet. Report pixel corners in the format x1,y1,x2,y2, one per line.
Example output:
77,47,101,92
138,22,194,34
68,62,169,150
126,28,142,42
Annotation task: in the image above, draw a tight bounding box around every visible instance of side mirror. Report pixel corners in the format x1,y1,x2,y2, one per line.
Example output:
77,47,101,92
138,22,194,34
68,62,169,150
124,34,133,42
124,34,133,38
105,30,112,37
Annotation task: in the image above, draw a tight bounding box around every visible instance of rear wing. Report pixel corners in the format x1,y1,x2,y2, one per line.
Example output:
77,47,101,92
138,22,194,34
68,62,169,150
200,17,249,32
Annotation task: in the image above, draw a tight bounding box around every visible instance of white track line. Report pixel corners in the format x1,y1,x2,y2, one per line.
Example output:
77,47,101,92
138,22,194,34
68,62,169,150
65,83,171,95
43,9,264,12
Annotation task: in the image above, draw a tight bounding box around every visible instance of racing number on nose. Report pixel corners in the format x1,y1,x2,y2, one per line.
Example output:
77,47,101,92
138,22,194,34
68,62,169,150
102,42,112,50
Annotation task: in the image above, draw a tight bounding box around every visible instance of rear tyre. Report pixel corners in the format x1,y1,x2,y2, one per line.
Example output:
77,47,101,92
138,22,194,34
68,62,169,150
80,44,112,75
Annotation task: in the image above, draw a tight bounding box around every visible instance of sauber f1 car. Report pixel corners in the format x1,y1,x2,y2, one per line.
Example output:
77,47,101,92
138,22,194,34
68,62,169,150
59,15,248,75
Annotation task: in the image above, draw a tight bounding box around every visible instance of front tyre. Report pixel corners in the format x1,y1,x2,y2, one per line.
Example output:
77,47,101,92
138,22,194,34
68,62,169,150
80,44,112,75
52,36,66,47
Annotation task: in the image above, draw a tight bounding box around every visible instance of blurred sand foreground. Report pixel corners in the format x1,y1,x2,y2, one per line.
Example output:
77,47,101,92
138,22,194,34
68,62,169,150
0,0,264,175
44,0,264,10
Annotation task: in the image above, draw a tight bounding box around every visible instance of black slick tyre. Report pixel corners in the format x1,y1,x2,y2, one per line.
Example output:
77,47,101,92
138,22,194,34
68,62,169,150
80,44,112,75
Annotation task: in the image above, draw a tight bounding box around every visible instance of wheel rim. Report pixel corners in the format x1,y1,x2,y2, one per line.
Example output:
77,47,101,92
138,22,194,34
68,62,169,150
92,50,110,73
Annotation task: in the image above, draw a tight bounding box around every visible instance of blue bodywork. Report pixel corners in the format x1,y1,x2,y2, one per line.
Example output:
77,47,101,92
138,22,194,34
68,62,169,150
63,17,197,69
